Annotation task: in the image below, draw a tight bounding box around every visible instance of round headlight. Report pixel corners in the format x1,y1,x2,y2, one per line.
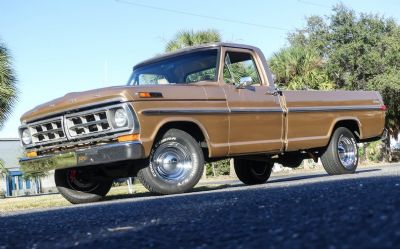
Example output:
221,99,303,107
114,108,128,128
21,129,32,145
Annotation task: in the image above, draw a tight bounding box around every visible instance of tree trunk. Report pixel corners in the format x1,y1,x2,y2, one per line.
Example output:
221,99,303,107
127,177,134,194
384,136,391,162
229,158,237,178
37,177,42,194
202,166,207,180
211,163,216,177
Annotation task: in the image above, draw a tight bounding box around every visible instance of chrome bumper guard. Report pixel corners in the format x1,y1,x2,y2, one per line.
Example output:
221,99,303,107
19,142,145,173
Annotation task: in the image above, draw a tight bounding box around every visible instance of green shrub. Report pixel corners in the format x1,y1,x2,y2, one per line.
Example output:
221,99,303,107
365,141,383,162
358,144,367,162
206,159,230,177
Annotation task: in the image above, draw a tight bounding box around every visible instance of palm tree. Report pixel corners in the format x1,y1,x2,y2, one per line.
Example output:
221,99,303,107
269,46,334,90
0,41,18,128
165,29,221,52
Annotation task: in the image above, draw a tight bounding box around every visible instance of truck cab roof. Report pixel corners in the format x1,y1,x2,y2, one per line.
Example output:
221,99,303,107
133,42,263,70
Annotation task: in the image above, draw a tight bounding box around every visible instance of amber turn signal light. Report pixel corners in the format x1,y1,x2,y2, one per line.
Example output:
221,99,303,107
138,92,163,98
26,151,37,158
139,92,151,98
117,133,140,142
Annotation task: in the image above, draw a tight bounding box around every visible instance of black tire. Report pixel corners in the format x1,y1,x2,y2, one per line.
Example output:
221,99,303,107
321,127,359,175
138,129,204,195
234,159,273,185
55,168,113,204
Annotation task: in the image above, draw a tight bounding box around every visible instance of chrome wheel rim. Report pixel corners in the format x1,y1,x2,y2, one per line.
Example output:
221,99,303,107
337,136,356,169
152,141,193,182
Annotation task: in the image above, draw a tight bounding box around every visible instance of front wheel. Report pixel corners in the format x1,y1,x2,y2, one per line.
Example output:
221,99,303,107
138,129,204,195
55,168,113,204
234,159,273,185
321,127,359,175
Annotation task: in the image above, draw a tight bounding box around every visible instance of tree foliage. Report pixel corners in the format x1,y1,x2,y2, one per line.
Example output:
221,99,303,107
19,156,48,180
368,70,400,138
21,171,47,181
269,46,334,90
0,159,9,175
274,4,400,139
165,29,221,52
288,5,400,90
365,141,384,162
0,41,18,128
224,58,260,84
206,160,230,177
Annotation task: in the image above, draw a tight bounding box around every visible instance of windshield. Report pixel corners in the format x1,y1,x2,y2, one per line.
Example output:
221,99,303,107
127,49,218,85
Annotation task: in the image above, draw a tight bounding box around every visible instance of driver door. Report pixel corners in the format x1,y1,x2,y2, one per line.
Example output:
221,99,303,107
220,48,284,155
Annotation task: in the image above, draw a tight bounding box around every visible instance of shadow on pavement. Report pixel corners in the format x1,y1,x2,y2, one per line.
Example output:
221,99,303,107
268,173,328,183
269,168,381,183
103,184,236,201
104,168,382,202
356,168,381,174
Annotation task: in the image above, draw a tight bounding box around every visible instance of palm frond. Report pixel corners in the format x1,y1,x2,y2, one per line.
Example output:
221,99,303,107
0,42,18,128
268,46,333,90
165,29,221,52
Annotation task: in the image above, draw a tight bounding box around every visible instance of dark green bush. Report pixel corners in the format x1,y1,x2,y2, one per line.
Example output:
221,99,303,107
206,159,230,177
365,141,383,162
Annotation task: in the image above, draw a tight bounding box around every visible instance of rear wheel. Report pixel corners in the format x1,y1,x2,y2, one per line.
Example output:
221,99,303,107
234,159,273,185
55,168,112,204
321,127,358,175
138,129,204,195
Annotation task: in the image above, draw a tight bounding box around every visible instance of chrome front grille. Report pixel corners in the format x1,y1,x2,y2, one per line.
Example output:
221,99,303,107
20,103,137,149
30,118,66,144
65,111,110,137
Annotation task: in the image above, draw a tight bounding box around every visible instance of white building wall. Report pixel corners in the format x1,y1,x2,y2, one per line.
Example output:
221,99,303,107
0,175,6,193
40,171,57,193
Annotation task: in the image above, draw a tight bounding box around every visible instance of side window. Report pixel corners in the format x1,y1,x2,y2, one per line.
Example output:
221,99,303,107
223,52,261,85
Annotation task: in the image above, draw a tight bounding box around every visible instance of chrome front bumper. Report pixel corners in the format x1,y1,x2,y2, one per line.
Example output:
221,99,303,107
19,141,145,173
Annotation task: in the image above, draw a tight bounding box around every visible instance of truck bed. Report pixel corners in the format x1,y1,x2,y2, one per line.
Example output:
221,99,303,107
282,90,385,151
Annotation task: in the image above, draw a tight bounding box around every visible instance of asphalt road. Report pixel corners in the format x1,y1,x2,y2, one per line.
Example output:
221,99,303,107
1,164,400,249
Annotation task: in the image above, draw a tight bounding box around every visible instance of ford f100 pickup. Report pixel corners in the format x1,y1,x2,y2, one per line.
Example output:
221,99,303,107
18,43,386,204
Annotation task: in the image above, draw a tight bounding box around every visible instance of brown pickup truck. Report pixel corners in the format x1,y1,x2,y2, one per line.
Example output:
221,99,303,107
19,43,386,204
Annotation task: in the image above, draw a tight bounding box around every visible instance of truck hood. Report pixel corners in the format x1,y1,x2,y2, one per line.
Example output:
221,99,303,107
20,86,136,122
20,84,210,123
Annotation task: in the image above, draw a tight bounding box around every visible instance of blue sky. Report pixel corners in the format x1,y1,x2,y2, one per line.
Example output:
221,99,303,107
1,0,399,138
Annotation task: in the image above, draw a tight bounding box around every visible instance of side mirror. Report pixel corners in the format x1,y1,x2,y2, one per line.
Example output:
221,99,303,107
236,76,253,88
